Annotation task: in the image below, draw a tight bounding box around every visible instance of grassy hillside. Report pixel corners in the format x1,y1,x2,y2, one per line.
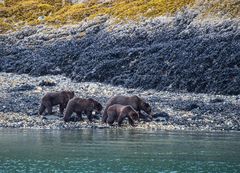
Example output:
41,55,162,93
0,0,239,33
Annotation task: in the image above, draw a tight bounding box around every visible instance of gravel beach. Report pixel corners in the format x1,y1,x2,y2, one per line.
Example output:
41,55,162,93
0,72,239,131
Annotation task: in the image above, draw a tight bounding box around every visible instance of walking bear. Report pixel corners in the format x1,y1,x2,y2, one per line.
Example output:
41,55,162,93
107,104,139,126
39,91,74,115
102,95,152,123
64,97,103,122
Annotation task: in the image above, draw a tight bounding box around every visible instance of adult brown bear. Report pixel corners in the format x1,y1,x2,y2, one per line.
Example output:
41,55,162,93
107,104,139,126
102,95,152,123
38,91,74,115
64,97,103,122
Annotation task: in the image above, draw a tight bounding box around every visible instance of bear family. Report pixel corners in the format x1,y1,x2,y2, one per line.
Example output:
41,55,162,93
107,104,139,126
39,92,152,126
38,91,74,115
64,97,103,122
102,95,152,123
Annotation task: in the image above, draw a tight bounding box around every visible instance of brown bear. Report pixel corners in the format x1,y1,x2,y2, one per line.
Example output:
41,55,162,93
107,104,139,126
64,97,103,122
38,91,74,115
102,95,152,123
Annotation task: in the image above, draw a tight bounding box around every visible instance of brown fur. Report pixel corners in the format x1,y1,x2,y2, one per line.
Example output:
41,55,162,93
64,97,103,122
38,91,74,115
102,95,152,123
107,104,139,126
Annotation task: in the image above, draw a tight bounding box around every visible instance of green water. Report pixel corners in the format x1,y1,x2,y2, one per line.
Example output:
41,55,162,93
0,129,239,173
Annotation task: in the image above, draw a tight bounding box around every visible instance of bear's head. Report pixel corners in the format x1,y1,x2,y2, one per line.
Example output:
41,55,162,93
62,91,74,100
130,111,139,121
140,101,152,115
67,91,75,99
88,98,103,113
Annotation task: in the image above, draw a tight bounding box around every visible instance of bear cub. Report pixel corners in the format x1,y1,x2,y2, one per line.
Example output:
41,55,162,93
39,91,74,115
107,104,139,126
102,95,152,123
64,97,103,122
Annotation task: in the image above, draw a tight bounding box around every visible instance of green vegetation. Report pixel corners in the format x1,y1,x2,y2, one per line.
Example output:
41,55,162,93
0,0,239,33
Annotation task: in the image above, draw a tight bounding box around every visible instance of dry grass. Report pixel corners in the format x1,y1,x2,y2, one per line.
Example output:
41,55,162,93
203,0,240,18
46,0,195,24
0,0,239,33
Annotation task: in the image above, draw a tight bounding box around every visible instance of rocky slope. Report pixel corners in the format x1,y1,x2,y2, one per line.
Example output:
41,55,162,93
0,0,239,95
0,73,239,130
0,12,239,95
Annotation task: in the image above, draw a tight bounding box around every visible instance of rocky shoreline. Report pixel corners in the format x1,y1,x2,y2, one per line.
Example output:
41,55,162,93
0,72,239,131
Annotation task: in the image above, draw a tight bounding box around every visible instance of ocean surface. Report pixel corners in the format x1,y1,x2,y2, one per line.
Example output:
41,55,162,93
0,129,239,173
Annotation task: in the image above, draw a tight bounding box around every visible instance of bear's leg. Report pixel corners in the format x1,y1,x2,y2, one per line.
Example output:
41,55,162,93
64,112,73,122
42,101,53,115
85,110,93,122
138,111,146,119
76,112,84,121
127,115,135,126
107,111,117,126
46,104,53,115
38,104,46,115
117,113,127,126
59,104,65,114
107,116,114,126
102,108,109,123
64,104,74,122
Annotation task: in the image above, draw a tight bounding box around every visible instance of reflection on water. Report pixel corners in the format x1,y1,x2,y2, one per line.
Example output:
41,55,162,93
0,129,240,172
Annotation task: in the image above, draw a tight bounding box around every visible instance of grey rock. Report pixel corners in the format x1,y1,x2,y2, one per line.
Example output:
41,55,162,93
153,112,169,118
10,84,36,92
210,98,224,103
39,80,57,87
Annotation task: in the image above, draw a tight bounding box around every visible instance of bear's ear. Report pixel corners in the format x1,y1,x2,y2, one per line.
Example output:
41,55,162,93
145,103,150,108
132,95,140,100
70,91,74,97
88,98,95,102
